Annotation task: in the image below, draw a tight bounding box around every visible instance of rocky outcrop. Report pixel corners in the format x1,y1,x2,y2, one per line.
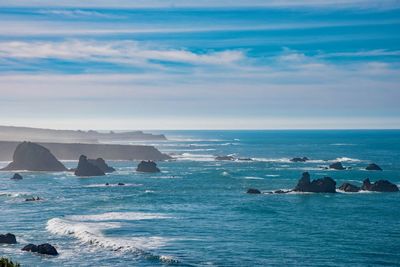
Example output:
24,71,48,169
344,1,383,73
74,155,105,177
136,161,160,173
338,182,360,192
290,157,309,162
22,243,58,256
10,173,23,180
2,142,67,172
361,178,399,192
215,156,235,161
329,162,345,170
87,158,115,173
365,163,383,171
293,172,336,193
25,196,41,202
247,188,261,194
0,233,17,244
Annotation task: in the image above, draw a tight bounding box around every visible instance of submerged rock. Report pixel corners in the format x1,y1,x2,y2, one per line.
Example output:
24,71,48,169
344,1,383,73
25,196,41,202
247,188,261,194
238,158,253,161
273,189,291,194
22,243,58,256
74,155,105,177
290,157,309,162
361,178,399,192
338,182,360,192
136,161,160,173
117,183,125,186
0,233,17,244
329,162,345,170
293,172,336,193
365,163,383,171
87,158,115,173
2,142,67,172
215,156,235,161
10,173,23,180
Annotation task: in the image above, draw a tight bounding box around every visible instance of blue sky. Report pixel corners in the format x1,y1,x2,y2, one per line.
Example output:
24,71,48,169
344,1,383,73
0,0,399,129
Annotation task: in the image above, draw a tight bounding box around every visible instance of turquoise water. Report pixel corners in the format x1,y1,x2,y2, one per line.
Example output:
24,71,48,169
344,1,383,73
1,130,400,266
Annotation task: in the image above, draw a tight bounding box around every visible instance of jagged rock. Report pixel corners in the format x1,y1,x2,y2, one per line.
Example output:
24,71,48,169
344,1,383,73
10,173,23,180
0,233,16,244
74,155,105,177
25,196,41,202
329,162,345,170
2,142,66,172
293,172,336,193
87,158,115,173
22,243,58,256
274,189,291,194
136,161,160,173
361,178,399,192
366,163,383,171
338,183,360,192
247,188,261,194
290,157,309,162
215,156,235,161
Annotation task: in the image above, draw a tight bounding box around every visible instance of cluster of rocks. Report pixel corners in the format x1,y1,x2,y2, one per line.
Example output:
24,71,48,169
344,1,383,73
247,172,399,194
136,160,160,173
0,233,58,256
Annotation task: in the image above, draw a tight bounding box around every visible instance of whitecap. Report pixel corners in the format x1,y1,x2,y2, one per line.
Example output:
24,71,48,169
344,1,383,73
84,183,143,188
173,153,215,162
265,174,280,177
244,176,264,180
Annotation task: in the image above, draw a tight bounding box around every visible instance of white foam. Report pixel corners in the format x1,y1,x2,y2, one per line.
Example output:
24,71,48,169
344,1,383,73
174,153,215,162
84,183,142,188
221,171,230,176
265,174,280,177
333,157,361,163
68,212,170,221
330,143,357,146
244,176,264,180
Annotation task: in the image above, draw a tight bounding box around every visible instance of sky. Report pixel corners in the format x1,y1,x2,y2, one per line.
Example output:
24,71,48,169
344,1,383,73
0,0,399,130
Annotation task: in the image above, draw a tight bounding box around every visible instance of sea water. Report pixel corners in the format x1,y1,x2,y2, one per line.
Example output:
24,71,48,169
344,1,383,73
1,130,399,266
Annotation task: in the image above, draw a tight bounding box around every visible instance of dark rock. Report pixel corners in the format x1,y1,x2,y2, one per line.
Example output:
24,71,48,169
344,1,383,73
290,157,309,162
11,173,23,180
329,162,345,170
117,183,125,186
215,156,235,161
22,243,58,256
361,178,399,192
74,155,105,177
2,142,67,172
87,158,115,173
105,183,110,186
293,172,336,193
247,188,261,194
338,183,360,192
0,233,17,244
25,196,41,202
136,161,160,173
366,163,383,171
274,189,291,194
238,158,252,161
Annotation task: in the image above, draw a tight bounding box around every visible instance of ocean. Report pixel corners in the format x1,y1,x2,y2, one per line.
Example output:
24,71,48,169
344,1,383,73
1,130,400,266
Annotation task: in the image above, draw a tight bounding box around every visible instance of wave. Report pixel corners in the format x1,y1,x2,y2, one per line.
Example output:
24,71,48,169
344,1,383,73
244,176,264,180
265,174,280,177
330,143,357,146
84,183,143,188
174,153,216,162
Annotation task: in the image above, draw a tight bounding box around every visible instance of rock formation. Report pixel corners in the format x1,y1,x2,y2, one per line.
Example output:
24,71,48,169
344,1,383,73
365,163,383,171
361,178,399,192
290,157,309,162
215,156,235,161
22,243,58,256
10,173,23,180
87,158,115,173
2,142,66,172
293,172,336,193
74,155,105,177
247,188,261,194
329,162,345,170
0,233,17,244
338,182,360,192
136,161,160,173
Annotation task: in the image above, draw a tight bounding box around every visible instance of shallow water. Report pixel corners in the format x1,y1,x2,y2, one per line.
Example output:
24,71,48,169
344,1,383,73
1,130,400,266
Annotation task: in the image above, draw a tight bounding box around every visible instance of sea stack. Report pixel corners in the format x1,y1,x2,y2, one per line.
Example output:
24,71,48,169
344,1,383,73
0,233,17,244
293,172,336,193
365,163,383,171
74,155,105,177
22,243,58,256
1,142,67,171
87,158,115,173
329,162,345,170
136,161,160,173
10,173,23,180
361,178,399,192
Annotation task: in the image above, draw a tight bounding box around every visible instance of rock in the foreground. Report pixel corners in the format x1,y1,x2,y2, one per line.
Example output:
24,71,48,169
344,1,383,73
136,161,160,173
247,188,261,194
329,162,345,170
338,182,360,192
361,178,399,192
290,157,309,162
0,233,17,244
365,163,383,171
74,155,105,177
293,172,336,193
87,158,115,173
22,243,58,256
10,173,23,180
2,142,67,172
